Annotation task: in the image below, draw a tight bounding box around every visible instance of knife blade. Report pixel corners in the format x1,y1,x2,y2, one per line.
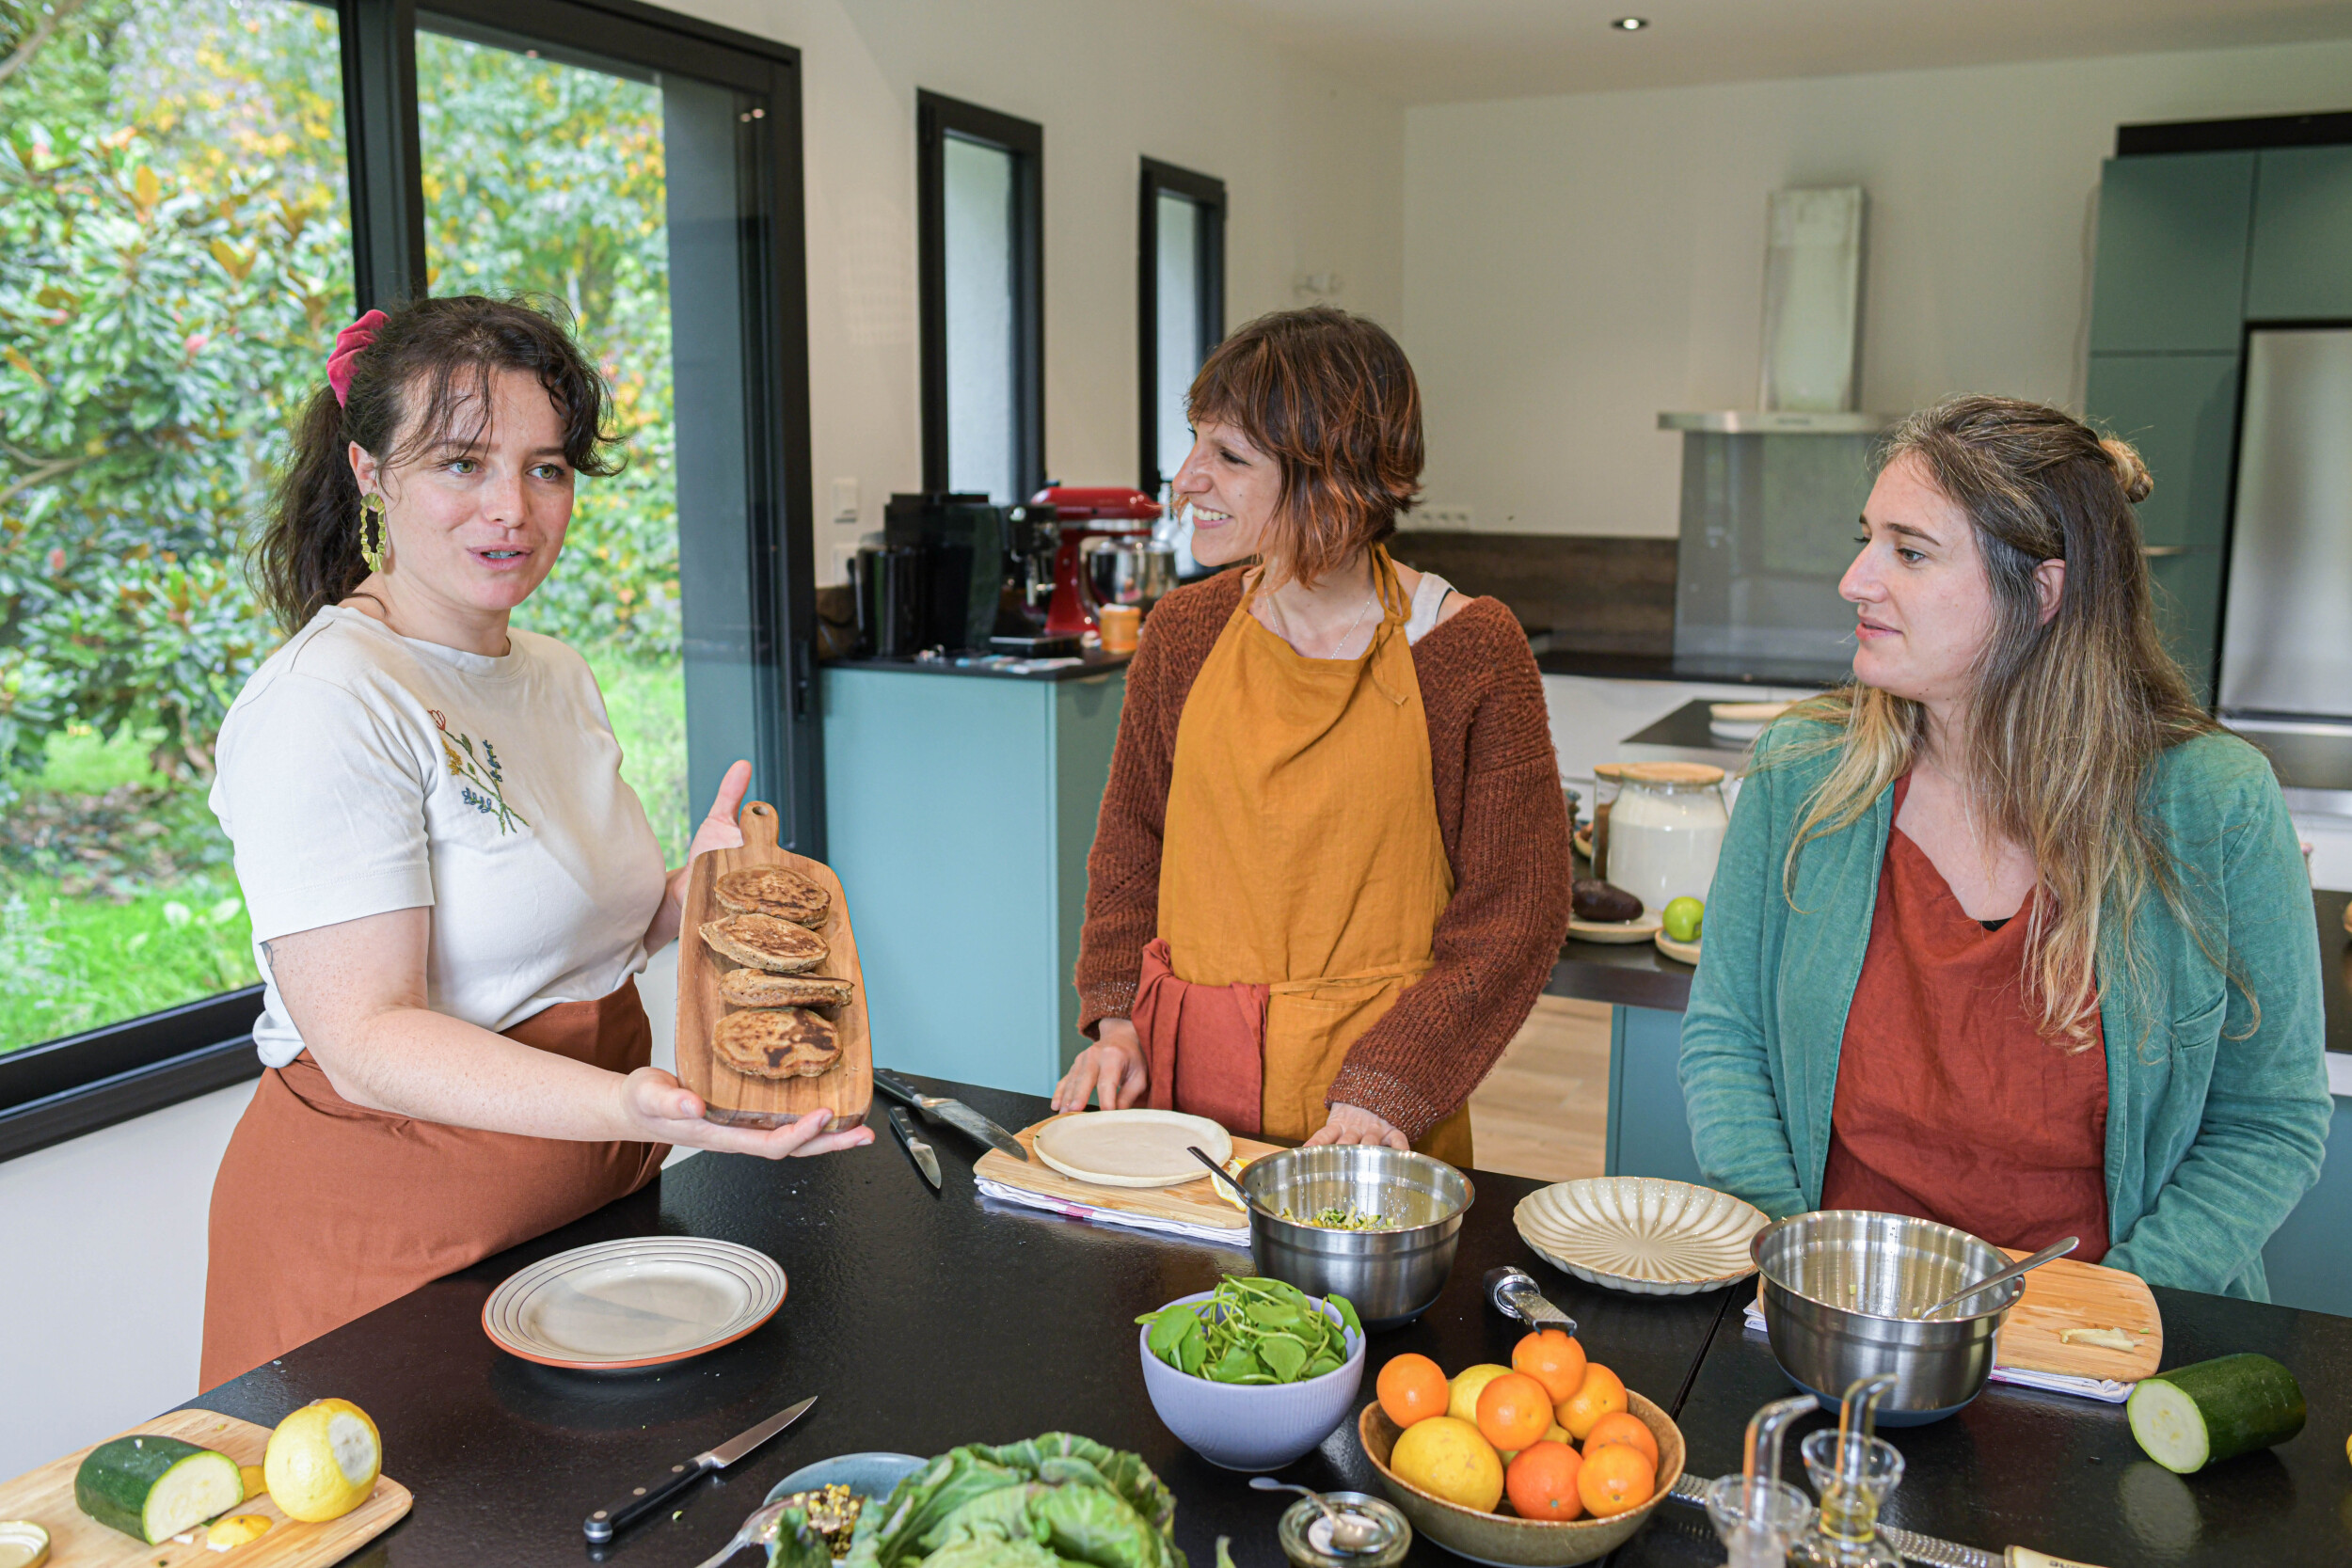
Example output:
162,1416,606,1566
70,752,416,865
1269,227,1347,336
889,1105,944,1189
873,1069,1029,1161
582,1394,816,1543
1665,1475,2104,1568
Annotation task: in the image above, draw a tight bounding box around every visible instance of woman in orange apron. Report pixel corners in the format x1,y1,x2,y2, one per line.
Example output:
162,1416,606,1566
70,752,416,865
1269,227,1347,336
201,300,869,1390
1054,308,1573,1160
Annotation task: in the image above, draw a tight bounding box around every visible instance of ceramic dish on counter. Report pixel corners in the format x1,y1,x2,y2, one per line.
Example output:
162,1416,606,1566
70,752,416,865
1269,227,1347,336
1513,1178,1766,1296
1653,930,1701,965
1033,1108,1232,1188
1707,700,1792,741
482,1236,786,1370
1565,912,1661,943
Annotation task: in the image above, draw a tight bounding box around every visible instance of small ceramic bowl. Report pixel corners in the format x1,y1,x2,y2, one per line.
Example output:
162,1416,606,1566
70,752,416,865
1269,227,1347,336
1356,1395,1684,1567
1137,1291,1367,1470
765,1450,928,1509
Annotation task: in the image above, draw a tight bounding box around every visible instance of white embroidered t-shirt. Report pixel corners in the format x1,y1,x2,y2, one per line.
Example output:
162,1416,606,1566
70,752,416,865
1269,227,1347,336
210,606,669,1068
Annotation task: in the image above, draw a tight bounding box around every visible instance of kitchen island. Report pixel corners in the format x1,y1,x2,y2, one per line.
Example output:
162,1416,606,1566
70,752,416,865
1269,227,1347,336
168,1074,2352,1567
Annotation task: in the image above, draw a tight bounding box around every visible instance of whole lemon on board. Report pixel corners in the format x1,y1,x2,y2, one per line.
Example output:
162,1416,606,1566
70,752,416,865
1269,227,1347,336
264,1398,382,1523
1391,1416,1504,1513
1447,1363,1514,1424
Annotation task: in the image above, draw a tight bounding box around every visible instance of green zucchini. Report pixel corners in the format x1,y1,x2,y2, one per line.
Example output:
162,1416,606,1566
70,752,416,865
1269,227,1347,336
73,1434,245,1544
2125,1353,2306,1474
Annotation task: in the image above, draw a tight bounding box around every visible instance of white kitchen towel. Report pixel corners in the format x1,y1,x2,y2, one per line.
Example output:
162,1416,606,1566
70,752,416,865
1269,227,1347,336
1740,1300,2133,1404
976,1178,1253,1248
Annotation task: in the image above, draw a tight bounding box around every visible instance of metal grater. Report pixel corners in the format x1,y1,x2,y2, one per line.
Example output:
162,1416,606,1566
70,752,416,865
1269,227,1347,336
1668,1475,2000,1568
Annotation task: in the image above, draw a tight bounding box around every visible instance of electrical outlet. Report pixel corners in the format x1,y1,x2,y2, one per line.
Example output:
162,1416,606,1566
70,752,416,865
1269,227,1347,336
1419,504,1474,532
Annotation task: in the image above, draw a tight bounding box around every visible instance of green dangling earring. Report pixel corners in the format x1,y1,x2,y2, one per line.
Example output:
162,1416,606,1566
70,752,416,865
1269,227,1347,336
358,492,390,573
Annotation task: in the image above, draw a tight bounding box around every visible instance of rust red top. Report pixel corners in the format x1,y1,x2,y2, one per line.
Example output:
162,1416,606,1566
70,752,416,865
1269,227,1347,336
1820,774,2112,1261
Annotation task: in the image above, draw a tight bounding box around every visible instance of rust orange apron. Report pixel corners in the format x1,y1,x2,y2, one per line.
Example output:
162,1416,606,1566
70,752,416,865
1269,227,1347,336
199,979,666,1390
1136,548,1472,1164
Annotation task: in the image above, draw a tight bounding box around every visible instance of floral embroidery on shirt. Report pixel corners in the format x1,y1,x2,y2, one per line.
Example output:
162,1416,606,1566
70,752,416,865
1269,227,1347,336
428,708,527,833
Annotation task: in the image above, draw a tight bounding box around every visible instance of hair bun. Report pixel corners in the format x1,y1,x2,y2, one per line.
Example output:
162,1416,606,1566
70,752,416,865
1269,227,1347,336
2100,436,2154,504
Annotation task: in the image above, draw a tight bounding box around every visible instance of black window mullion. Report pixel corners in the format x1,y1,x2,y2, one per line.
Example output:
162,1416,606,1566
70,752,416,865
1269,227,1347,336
339,0,426,309
1137,158,1226,494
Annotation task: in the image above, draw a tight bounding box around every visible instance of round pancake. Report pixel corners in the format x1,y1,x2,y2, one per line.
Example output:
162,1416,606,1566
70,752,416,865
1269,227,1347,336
700,913,829,974
713,1007,840,1079
714,865,830,926
718,969,854,1008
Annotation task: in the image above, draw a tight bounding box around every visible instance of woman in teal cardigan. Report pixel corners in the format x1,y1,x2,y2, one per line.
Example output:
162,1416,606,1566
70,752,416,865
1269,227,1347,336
1680,396,2330,1299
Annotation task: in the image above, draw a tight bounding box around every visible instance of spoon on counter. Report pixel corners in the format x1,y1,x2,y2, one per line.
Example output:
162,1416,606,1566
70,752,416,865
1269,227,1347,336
1248,1477,1383,1551
1912,1236,2078,1321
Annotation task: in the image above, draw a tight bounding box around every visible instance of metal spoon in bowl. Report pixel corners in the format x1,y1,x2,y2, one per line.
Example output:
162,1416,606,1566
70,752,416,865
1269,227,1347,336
1249,1477,1383,1551
1912,1236,2078,1321
689,1497,793,1568
1188,1145,1254,1207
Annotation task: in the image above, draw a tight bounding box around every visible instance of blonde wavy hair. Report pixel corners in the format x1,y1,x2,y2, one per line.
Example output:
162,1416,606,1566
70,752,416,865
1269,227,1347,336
1777,396,2219,1049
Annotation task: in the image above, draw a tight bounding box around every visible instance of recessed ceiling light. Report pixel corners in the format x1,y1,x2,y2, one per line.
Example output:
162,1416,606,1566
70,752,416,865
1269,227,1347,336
1611,16,1649,29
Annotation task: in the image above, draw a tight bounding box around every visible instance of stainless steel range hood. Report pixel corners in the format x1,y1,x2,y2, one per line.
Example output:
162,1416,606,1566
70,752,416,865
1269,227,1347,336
1659,411,1897,434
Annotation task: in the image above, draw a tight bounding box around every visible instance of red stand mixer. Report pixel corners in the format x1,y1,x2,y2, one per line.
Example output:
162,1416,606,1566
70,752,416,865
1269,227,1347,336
1034,485,1161,635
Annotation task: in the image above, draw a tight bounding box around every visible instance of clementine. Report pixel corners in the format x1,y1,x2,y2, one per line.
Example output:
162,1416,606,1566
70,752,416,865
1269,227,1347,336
1581,1409,1659,1468
1511,1328,1588,1404
1576,1441,1655,1517
1475,1371,1555,1452
1556,1363,1628,1441
1376,1353,1451,1428
1503,1440,1583,1521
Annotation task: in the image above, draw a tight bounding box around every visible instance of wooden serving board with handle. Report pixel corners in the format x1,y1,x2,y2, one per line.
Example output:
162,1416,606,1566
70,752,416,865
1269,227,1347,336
0,1409,410,1568
975,1117,1285,1231
675,800,872,1132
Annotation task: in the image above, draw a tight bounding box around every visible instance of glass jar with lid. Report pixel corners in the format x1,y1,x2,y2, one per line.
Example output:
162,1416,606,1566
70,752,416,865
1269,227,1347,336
1605,762,1731,915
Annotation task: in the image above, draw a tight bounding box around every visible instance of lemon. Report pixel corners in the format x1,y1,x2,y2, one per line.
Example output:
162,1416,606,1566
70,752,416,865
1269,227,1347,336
1446,1363,1513,1424
264,1399,382,1523
1392,1416,1504,1513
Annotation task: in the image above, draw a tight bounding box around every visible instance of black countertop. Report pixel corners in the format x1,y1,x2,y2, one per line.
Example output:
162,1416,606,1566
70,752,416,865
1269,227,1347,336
1535,651,1847,688
176,1074,2352,1567
824,648,1133,682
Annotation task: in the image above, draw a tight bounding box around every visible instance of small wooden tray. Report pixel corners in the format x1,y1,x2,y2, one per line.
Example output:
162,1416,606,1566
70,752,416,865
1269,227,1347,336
977,1117,1285,1231
1654,930,1701,965
1567,912,1661,943
0,1409,410,1568
675,800,872,1132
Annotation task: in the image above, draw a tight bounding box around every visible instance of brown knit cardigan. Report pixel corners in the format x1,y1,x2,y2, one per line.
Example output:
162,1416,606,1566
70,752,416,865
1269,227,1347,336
1073,567,1575,1140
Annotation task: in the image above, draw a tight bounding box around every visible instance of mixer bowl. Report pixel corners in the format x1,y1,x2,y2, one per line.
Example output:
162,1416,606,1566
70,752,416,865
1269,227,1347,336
1081,536,1178,617
1751,1211,2023,1424
1239,1147,1472,1329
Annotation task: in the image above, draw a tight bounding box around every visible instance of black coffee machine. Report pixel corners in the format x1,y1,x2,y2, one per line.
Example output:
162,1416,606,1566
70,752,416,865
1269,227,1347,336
857,493,1062,656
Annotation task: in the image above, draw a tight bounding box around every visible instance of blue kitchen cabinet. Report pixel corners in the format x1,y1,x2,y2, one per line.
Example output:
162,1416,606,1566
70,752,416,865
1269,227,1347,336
2247,145,2352,321
820,664,1124,1097
2089,152,2256,355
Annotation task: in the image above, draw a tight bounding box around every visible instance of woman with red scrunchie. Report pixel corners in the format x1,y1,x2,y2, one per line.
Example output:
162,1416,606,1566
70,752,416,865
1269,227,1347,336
199,298,870,1389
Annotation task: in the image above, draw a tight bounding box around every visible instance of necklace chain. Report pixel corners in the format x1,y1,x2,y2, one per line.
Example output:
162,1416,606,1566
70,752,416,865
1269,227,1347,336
1268,573,1379,659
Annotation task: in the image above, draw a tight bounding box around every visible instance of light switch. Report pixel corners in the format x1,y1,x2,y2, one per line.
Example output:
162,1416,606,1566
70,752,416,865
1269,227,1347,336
830,477,860,523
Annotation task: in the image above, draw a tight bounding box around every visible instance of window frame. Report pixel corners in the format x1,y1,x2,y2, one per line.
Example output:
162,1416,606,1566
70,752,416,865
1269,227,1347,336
1136,157,1226,495
915,89,1044,501
1,0,818,1160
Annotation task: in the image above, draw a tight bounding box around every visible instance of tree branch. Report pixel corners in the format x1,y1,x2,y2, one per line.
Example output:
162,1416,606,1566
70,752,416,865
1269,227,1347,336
0,450,97,508
0,0,90,92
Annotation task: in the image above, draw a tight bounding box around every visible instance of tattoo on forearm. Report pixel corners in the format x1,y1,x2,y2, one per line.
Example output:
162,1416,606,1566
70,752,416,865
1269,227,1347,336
259,940,275,972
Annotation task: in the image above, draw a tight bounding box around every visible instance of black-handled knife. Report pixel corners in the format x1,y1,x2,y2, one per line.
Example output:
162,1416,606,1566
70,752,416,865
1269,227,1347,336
872,1069,1029,1161
889,1105,944,1189
582,1393,816,1543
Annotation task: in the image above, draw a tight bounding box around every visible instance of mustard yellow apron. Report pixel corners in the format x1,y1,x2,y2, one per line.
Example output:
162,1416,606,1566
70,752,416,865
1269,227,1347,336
1152,547,1471,1164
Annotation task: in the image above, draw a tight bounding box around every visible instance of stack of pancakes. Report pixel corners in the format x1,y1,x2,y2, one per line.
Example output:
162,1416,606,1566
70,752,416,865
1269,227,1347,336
700,866,852,1080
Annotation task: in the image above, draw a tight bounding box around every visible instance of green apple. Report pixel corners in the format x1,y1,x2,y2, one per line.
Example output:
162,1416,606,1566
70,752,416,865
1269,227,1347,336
1662,896,1704,943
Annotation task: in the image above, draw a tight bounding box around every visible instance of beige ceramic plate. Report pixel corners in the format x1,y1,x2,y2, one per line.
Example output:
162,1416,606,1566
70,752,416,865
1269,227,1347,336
1033,1109,1233,1188
1566,912,1661,943
483,1237,786,1370
1653,930,1701,965
1514,1177,1767,1296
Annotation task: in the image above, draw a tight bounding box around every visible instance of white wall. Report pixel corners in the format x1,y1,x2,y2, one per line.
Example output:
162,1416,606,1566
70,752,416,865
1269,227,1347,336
667,0,1406,578
1402,39,2352,538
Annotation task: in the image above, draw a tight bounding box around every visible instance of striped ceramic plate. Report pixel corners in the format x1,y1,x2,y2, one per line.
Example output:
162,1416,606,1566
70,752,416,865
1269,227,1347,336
1514,1178,1767,1296
483,1236,786,1370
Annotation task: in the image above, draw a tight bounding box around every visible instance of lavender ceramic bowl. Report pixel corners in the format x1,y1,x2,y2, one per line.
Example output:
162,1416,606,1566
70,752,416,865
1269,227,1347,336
1137,1290,1367,1470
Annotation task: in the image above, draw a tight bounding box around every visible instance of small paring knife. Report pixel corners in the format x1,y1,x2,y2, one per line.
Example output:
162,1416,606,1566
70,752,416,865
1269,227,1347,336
872,1069,1029,1161
582,1394,816,1543
889,1105,943,1189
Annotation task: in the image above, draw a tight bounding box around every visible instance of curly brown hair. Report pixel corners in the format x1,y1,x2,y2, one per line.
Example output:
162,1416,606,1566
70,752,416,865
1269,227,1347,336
1185,306,1423,588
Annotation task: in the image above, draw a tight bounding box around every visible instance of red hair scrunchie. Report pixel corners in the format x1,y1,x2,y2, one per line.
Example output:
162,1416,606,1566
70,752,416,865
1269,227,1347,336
326,309,388,408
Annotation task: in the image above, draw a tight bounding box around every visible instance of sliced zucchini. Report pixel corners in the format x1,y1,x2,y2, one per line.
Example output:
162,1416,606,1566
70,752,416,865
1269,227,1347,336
2125,1353,2306,1474
74,1434,246,1544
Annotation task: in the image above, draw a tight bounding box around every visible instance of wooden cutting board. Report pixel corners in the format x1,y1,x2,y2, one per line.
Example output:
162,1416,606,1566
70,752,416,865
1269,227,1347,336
1756,1251,2162,1383
675,800,872,1132
0,1409,409,1568
975,1117,1284,1230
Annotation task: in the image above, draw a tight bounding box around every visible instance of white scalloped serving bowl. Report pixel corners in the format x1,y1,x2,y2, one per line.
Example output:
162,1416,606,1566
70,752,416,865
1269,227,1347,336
1513,1177,1769,1296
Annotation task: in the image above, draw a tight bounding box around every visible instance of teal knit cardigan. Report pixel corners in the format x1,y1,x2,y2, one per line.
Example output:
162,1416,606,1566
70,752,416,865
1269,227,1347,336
1678,720,2332,1298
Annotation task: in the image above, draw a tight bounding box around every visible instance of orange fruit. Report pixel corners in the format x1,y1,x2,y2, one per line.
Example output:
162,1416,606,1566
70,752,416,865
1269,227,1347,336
1503,1440,1583,1520
1576,1441,1655,1517
1581,1410,1659,1468
1447,1363,1514,1424
1512,1329,1589,1404
1556,1363,1628,1441
1376,1354,1452,1428
1475,1371,1555,1452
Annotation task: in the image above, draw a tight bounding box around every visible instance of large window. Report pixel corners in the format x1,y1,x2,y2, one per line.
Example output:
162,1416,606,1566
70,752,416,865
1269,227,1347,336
1137,158,1224,495
916,91,1041,502
0,0,815,1146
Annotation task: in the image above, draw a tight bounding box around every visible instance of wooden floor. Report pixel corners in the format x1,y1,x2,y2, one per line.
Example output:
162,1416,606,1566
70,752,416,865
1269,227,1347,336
1469,994,1611,1184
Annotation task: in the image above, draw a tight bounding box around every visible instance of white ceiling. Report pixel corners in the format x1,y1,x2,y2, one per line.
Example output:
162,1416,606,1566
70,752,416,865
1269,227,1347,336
1181,0,2352,104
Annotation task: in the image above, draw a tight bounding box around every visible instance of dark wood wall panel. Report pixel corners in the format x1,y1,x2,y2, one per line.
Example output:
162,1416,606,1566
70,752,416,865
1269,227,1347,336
1389,531,1677,656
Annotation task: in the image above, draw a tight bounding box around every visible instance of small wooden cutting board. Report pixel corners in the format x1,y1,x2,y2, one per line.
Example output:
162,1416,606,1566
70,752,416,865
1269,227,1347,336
675,800,872,1132
0,1409,410,1568
976,1117,1285,1230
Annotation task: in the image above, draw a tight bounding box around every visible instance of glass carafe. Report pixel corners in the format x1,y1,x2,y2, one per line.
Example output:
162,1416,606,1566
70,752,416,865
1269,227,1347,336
1603,762,1729,914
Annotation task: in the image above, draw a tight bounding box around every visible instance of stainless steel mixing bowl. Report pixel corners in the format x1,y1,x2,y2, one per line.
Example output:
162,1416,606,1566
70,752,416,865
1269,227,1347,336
1239,1147,1472,1329
1752,1211,2024,1424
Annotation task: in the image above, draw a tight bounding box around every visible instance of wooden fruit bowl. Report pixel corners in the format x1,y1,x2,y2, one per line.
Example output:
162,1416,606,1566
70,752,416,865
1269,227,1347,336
675,800,871,1132
1356,1396,1683,1567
